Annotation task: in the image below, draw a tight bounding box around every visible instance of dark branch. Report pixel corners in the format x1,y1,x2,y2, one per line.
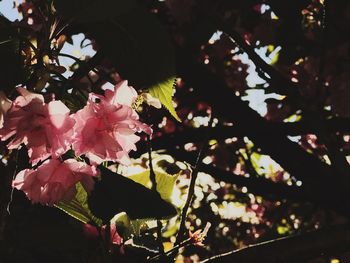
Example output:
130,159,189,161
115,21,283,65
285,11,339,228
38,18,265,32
201,224,350,263
161,148,350,217
69,51,104,81
176,117,213,245
162,148,307,202
139,119,350,151
220,28,299,99
175,42,350,216
146,135,165,257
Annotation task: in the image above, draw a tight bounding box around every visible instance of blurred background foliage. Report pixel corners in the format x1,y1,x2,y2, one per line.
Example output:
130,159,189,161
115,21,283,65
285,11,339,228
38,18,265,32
1,0,350,262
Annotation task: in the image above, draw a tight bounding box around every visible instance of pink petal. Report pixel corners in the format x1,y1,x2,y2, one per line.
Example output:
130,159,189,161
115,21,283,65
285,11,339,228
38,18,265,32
12,159,98,205
105,80,137,107
15,87,44,106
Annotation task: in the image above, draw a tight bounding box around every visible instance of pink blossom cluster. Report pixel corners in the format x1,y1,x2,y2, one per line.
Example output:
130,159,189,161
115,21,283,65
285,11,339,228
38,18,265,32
0,81,150,205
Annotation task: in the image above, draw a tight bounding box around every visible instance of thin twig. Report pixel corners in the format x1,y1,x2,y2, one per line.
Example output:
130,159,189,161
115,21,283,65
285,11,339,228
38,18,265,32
176,42,350,216
6,150,19,214
58,53,96,87
148,237,193,262
91,68,117,85
49,70,89,101
220,26,299,99
58,52,83,62
147,135,165,258
60,52,116,93
133,119,350,155
175,116,214,246
200,224,350,263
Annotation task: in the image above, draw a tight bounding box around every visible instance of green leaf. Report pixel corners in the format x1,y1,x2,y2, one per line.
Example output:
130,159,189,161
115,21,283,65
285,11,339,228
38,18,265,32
111,212,134,239
111,212,150,239
55,183,103,226
250,152,262,174
148,78,181,122
112,213,156,241
127,169,179,203
87,166,177,223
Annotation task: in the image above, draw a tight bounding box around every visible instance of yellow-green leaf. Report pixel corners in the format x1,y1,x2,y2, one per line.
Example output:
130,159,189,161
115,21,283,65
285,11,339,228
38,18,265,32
148,78,181,122
127,170,179,203
112,212,157,238
56,183,103,226
111,212,135,238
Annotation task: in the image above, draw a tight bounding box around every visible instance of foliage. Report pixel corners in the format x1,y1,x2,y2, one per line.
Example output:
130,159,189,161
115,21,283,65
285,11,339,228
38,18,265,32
56,182,103,226
149,78,180,121
0,0,350,262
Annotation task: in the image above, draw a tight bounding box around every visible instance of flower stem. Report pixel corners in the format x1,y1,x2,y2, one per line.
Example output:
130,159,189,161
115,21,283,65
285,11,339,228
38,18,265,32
147,135,165,257
175,116,213,246
147,238,192,262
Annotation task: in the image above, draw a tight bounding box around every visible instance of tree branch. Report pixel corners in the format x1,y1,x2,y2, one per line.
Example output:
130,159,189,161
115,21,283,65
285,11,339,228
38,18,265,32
134,143,350,213
220,28,299,99
175,43,350,216
201,224,350,263
137,119,350,152
146,135,165,257
163,147,307,202
176,117,213,245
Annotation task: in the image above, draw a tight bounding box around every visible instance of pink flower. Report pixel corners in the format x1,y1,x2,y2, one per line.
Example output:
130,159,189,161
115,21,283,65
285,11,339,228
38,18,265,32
13,158,99,205
83,223,123,249
101,223,123,246
189,222,211,247
0,88,75,165
110,223,123,245
104,80,138,107
72,81,151,165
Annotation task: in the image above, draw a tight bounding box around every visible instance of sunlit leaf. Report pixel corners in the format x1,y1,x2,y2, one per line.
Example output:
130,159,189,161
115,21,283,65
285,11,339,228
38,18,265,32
277,225,291,235
149,78,181,122
267,45,280,65
250,152,262,175
56,182,103,226
127,169,179,203
111,212,134,239
112,212,160,240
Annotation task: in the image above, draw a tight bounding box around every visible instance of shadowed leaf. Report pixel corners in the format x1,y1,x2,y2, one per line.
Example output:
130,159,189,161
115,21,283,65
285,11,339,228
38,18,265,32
88,166,177,223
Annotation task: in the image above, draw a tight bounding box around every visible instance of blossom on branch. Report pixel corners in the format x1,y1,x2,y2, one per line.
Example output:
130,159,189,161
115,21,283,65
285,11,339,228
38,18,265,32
189,222,211,247
13,158,98,205
0,88,75,165
72,81,151,166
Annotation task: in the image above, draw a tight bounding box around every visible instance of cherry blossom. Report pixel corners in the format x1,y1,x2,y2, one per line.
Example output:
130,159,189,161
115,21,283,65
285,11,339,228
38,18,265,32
72,81,151,165
13,158,98,205
0,88,75,164
189,222,211,247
